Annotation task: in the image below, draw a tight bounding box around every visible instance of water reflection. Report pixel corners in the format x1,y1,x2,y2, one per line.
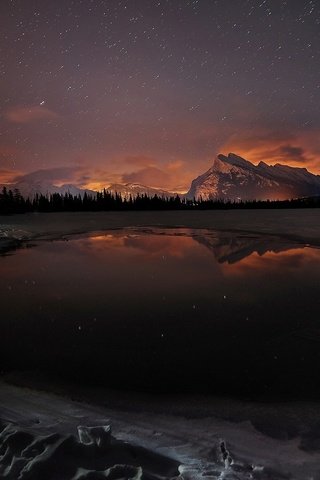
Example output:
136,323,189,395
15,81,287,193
1,228,320,398
85,228,312,263
192,230,308,263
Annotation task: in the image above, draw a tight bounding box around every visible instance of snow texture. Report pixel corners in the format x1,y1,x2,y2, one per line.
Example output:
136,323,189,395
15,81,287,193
1,382,320,479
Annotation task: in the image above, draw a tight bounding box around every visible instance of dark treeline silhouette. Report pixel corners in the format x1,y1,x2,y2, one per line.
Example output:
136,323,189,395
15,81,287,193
1,186,320,214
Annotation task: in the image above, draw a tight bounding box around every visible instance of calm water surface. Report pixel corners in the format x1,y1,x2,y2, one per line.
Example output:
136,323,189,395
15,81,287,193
1,228,320,398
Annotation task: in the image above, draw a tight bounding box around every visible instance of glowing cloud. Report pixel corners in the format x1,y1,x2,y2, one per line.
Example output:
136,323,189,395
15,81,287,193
5,106,59,124
0,169,22,184
220,129,320,174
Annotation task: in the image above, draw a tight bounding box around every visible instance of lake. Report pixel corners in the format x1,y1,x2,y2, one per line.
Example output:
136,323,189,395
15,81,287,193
1,227,320,398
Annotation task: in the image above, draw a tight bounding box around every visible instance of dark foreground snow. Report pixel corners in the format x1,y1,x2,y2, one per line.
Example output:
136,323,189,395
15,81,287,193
1,382,320,479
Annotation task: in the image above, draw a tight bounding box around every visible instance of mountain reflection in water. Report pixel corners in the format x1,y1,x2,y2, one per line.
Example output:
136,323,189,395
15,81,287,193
1,228,320,398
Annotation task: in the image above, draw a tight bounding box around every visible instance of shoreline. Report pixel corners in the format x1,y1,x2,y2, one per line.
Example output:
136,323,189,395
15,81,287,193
1,209,320,252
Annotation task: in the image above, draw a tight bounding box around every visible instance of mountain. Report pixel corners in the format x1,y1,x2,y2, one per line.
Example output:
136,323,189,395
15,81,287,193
105,183,177,199
1,180,96,199
187,153,320,201
1,179,177,200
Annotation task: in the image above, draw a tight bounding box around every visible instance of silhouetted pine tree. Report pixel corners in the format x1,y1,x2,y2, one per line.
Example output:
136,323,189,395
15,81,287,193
1,186,320,214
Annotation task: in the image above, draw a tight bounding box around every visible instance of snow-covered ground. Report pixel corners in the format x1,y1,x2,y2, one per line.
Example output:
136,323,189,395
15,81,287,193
1,381,320,479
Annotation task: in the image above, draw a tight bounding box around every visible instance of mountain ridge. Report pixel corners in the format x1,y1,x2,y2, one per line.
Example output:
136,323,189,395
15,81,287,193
187,153,320,201
0,180,177,200
105,183,178,199
2,153,320,202
0,180,96,199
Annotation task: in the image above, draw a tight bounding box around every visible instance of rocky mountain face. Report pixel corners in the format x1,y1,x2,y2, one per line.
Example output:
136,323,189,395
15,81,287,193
187,153,320,201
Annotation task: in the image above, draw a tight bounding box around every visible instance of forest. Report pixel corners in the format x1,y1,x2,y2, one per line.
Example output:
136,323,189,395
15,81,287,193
1,186,320,214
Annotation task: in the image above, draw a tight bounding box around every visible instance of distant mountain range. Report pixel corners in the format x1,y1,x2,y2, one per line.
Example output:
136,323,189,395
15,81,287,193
105,183,177,199
1,180,177,200
187,153,320,201
1,179,96,199
2,153,320,201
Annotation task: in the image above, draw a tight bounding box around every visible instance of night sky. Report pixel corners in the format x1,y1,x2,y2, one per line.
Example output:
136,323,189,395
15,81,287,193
0,0,319,192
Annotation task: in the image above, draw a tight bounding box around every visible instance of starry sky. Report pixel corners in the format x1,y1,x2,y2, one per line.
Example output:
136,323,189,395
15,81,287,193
0,0,319,192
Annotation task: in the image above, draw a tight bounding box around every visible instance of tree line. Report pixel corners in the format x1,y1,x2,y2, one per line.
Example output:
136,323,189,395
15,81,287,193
1,186,320,214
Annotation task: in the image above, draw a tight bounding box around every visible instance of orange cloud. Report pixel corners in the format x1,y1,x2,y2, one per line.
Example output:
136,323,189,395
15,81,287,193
5,105,59,123
0,169,22,184
122,166,171,189
220,129,320,174
124,155,156,167
0,164,124,192
166,160,185,171
13,167,82,184
121,159,193,192
79,168,123,191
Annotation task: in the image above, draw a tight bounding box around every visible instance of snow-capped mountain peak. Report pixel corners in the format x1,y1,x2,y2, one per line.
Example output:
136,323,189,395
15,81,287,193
0,180,96,199
187,153,320,201
218,152,255,170
104,183,177,198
